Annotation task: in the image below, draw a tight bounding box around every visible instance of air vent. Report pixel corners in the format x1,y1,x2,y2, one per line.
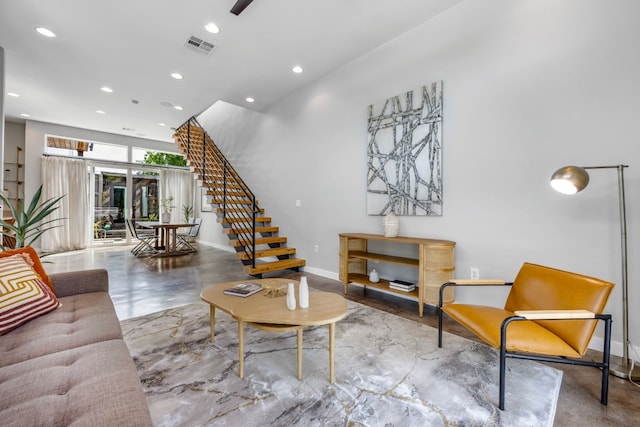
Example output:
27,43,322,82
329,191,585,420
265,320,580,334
185,35,215,55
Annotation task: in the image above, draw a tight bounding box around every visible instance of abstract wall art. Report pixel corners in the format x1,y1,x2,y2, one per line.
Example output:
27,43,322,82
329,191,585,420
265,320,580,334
367,81,443,216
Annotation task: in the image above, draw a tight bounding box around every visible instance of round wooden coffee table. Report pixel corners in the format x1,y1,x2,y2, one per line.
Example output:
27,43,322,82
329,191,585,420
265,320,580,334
200,278,348,383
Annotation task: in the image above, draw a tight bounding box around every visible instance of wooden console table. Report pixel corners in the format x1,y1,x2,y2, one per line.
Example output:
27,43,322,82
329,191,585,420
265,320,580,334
339,233,456,317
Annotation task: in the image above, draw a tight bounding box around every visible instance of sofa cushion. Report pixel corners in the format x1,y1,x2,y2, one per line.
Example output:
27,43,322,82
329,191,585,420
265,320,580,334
0,253,61,335
0,339,153,427
0,292,123,367
0,246,54,292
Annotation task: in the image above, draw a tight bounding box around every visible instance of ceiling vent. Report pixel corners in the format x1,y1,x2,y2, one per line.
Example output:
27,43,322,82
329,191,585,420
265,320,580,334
185,35,215,55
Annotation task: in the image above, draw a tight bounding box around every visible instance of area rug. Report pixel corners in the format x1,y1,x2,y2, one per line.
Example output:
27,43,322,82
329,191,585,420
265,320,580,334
121,301,561,426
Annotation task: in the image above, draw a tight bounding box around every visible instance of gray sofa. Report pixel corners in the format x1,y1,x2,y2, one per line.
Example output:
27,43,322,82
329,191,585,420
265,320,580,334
0,269,152,426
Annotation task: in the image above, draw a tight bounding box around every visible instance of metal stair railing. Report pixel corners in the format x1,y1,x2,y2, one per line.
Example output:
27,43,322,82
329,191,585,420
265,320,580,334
180,117,258,267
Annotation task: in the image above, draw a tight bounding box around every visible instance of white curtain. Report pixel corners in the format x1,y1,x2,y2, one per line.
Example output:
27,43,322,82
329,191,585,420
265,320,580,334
160,169,195,223
40,156,90,252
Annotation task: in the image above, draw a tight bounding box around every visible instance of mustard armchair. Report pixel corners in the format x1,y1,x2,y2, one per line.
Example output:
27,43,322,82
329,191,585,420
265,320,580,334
437,262,614,410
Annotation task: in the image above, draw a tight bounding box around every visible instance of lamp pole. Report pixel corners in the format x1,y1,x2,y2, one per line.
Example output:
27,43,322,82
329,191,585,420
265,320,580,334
597,165,639,379
553,164,638,379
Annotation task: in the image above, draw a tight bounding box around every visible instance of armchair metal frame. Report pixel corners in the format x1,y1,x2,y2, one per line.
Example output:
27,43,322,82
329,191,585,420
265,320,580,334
438,280,613,410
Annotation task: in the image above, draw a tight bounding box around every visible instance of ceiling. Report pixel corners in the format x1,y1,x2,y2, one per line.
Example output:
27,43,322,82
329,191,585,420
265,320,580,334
0,0,460,142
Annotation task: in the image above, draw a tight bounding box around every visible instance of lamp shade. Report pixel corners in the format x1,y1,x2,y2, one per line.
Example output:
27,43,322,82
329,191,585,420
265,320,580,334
550,166,590,194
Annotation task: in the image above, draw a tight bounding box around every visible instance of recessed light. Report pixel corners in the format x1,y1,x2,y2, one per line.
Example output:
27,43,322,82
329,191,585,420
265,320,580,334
292,65,303,74
101,86,113,93
35,27,56,38
205,22,220,34
170,73,184,80
7,92,19,97
19,113,30,118
173,105,184,111
159,123,166,127
96,110,106,114
245,97,255,103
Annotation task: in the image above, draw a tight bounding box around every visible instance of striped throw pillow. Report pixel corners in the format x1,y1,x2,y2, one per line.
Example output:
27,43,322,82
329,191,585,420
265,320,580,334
0,253,61,335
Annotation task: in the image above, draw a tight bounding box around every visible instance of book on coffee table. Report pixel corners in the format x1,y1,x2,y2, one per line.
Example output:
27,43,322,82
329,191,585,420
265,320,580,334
223,282,263,297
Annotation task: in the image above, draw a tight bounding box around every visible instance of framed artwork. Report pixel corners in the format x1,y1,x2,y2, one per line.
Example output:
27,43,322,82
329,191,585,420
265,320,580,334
201,187,212,212
366,81,443,216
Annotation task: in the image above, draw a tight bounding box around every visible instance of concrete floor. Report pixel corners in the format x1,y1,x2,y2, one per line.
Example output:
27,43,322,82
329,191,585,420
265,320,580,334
45,244,640,426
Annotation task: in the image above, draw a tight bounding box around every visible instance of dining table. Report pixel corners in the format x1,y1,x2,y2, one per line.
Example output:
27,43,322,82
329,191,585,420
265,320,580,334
137,221,197,256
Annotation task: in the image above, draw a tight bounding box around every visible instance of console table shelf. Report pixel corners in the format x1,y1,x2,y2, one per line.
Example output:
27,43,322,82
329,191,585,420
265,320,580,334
339,233,456,317
347,273,419,298
347,251,419,267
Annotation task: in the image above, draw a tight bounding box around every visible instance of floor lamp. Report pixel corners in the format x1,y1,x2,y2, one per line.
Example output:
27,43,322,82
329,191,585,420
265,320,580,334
550,164,639,380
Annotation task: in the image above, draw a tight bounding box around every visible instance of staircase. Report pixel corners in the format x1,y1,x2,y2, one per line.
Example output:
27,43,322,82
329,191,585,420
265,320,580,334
173,117,305,277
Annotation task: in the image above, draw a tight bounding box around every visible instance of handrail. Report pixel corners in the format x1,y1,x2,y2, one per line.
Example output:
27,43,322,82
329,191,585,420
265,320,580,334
177,117,258,267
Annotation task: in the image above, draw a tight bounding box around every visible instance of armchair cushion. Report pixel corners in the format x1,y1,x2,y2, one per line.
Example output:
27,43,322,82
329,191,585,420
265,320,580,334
442,305,583,357
504,263,613,355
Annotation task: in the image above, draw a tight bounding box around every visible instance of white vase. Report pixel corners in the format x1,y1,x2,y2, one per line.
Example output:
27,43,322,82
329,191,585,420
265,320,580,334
286,283,296,310
161,212,171,223
299,277,309,308
383,212,399,237
369,269,379,283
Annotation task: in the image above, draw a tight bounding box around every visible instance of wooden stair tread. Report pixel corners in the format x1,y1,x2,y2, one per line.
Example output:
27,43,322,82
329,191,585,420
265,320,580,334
216,207,265,215
236,247,296,260
244,258,306,275
230,236,287,247
224,226,279,235
211,198,257,205
218,216,271,224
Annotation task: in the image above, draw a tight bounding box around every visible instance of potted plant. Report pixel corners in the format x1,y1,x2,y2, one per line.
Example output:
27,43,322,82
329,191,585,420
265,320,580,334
160,196,174,223
182,204,193,223
0,184,64,250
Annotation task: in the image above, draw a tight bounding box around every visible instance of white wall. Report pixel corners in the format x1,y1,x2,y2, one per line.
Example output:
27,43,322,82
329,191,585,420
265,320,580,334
198,0,640,356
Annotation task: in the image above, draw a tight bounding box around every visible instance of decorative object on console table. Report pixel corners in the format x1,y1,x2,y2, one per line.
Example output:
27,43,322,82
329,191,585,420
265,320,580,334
369,269,379,283
367,81,443,216
383,211,400,237
389,279,416,292
550,164,639,380
339,233,455,317
223,282,263,298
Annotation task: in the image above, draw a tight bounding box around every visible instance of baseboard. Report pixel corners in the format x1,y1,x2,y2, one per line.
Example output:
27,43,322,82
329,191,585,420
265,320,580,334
302,265,338,281
590,335,640,361
197,240,235,252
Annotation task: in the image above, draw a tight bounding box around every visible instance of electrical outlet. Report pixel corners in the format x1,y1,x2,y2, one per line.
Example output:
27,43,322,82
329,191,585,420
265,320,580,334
314,245,319,253
470,267,480,280
295,199,302,208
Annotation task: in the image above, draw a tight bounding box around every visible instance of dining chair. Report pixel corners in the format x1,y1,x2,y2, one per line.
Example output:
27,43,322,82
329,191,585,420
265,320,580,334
176,218,202,253
126,219,157,256
437,262,614,410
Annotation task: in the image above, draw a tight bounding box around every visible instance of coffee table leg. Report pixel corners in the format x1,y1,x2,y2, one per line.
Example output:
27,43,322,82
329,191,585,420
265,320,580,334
238,320,245,379
329,322,335,384
209,305,216,343
297,328,303,380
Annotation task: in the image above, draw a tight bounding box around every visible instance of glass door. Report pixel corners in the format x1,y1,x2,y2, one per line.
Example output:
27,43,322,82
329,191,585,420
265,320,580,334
93,166,128,244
